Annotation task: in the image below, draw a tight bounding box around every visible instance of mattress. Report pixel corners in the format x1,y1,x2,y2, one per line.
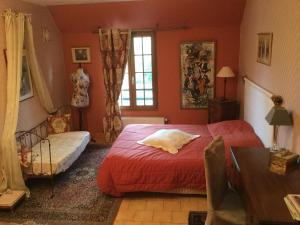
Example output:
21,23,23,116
29,131,91,175
97,120,263,197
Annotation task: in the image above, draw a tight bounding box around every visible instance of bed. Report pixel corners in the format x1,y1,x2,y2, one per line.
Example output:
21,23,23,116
26,131,90,175
97,77,275,197
16,106,91,197
97,120,263,196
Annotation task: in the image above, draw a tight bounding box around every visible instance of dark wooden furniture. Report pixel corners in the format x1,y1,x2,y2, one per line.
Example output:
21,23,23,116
231,147,300,225
188,211,206,225
208,99,239,123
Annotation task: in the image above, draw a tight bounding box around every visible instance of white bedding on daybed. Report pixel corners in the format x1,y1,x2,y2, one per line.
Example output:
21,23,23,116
30,131,91,175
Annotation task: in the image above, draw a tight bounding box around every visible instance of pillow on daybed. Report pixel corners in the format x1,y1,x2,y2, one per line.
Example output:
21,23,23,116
137,129,200,154
47,114,71,134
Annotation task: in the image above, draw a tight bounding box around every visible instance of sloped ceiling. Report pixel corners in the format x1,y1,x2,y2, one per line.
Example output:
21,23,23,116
49,0,246,33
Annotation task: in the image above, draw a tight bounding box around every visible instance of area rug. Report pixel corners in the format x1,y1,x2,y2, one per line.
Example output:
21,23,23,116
0,144,121,225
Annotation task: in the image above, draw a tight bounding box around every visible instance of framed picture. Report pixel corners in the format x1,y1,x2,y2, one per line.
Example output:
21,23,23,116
257,33,273,65
20,51,34,101
71,47,91,63
180,41,216,109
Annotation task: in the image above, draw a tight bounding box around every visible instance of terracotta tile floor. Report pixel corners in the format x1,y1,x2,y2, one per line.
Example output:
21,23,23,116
114,194,207,225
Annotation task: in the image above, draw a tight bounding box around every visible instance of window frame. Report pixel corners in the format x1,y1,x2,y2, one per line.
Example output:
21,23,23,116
120,30,158,111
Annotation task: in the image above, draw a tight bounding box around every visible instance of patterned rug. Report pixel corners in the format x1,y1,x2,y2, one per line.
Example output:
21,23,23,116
0,144,121,225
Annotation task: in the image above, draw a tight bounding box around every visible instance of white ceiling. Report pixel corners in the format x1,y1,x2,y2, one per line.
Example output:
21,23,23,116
21,0,139,6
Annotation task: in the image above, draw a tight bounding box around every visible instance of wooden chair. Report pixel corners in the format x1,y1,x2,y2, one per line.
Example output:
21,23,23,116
204,136,246,225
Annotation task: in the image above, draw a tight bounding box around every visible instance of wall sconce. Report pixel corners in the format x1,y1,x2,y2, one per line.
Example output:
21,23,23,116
42,27,50,42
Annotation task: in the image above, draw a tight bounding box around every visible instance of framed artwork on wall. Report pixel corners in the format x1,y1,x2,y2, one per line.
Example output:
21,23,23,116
20,50,34,101
3,49,34,101
71,47,91,63
180,41,215,109
257,33,273,65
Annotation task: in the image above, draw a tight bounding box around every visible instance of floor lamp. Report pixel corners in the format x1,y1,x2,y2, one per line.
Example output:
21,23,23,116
216,66,235,100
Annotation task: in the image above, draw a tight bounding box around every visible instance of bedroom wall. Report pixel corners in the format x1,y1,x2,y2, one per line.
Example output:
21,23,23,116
0,0,67,136
238,0,300,152
62,27,240,139
49,0,244,140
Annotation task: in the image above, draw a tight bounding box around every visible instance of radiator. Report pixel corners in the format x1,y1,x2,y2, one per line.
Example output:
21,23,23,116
121,116,167,126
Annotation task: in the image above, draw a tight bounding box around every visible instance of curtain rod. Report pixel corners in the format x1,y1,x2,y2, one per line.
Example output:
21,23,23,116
92,25,189,34
2,9,32,17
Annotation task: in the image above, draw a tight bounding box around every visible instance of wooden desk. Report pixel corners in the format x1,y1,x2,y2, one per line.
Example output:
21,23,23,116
231,147,300,225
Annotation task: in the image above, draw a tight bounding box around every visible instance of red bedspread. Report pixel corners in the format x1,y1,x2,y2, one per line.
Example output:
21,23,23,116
97,121,263,196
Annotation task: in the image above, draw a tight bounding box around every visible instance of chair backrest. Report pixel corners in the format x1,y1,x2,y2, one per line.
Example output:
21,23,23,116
204,136,228,210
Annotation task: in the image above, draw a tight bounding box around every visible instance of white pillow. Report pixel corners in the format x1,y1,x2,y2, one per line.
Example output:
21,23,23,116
137,129,200,154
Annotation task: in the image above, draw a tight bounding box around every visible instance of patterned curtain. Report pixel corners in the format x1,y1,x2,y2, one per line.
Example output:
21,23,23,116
99,29,131,143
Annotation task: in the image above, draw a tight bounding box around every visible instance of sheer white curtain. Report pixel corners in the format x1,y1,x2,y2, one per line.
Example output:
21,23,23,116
0,10,56,195
0,9,27,194
24,16,55,113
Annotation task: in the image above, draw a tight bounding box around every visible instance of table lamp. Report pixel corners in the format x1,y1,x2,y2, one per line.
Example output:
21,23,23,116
216,66,235,100
265,95,293,152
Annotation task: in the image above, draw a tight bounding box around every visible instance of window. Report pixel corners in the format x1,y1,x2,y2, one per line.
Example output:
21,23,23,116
118,31,157,109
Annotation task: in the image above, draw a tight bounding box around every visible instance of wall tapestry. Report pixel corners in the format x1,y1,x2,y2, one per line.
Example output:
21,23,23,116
180,41,215,108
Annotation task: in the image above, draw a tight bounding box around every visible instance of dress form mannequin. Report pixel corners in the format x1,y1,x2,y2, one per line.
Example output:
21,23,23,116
71,68,90,107
71,67,90,130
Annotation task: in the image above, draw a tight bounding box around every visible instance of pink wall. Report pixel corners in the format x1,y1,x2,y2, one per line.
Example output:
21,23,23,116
63,33,105,134
63,27,240,138
239,0,300,152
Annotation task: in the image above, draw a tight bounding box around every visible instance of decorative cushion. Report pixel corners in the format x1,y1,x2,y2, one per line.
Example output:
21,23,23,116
47,114,71,134
137,129,200,154
17,144,31,168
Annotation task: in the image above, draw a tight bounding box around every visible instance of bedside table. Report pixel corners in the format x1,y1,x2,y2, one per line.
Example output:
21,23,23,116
208,99,239,123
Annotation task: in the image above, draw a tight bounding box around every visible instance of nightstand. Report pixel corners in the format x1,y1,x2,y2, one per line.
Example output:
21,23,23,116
208,99,239,123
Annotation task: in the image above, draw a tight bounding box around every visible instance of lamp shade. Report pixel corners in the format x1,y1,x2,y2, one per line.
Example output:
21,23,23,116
216,66,235,78
265,106,293,125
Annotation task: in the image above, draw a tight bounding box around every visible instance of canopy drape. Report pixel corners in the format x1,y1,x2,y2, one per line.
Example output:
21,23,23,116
0,9,27,194
24,16,56,114
0,9,56,195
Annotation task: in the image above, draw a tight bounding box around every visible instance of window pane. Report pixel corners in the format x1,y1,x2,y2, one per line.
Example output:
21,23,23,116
136,100,144,106
145,100,153,106
135,73,144,89
144,73,152,89
145,90,153,99
122,90,130,99
134,37,143,55
119,63,130,107
122,100,130,106
143,55,152,72
134,56,143,72
136,90,144,106
120,32,156,109
122,73,129,89
143,37,152,54
119,90,130,106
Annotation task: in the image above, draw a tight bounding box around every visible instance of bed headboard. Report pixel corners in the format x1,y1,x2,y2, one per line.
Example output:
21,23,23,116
243,77,273,147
